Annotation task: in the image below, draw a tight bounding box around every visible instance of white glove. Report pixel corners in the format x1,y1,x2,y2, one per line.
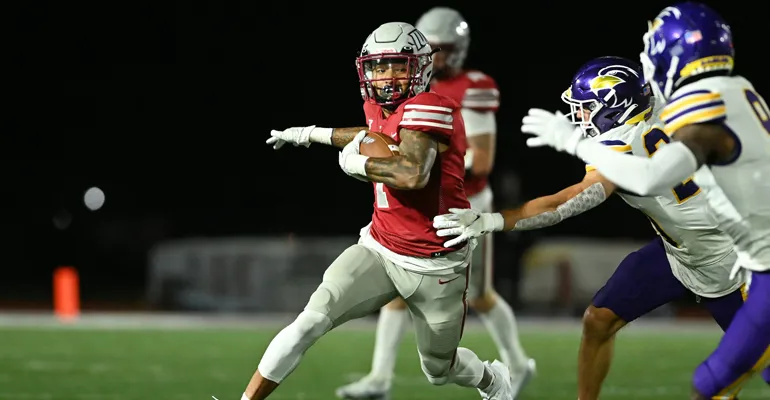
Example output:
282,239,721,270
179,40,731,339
729,247,763,281
433,208,505,248
266,125,333,150
338,130,369,182
521,108,584,155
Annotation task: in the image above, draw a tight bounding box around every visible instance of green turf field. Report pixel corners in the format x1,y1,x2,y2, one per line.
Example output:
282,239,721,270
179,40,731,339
1,324,768,400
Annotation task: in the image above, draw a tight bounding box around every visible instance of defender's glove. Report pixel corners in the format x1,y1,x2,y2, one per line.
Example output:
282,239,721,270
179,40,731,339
521,109,583,155
433,208,505,248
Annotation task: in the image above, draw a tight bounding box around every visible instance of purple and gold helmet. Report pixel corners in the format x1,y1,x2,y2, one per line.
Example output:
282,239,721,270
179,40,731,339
561,56,652,137
640,2,734,100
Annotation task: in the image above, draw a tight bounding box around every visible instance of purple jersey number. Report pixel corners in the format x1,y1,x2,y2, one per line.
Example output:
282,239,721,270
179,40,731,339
642,128,701,203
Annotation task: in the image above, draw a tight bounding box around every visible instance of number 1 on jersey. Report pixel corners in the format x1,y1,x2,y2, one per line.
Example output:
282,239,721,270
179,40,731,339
375,183,390,208
641,128,701,203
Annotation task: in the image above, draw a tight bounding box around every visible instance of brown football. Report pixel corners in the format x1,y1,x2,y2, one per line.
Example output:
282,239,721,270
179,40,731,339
360,132,400,158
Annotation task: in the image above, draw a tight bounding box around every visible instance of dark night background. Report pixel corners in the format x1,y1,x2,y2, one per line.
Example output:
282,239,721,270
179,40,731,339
5,0,768,308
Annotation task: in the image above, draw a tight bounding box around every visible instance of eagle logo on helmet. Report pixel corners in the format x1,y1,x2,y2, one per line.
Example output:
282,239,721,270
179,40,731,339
589,75,624,93
588,65,640,109
649,6,683,32
646,7,683,56
657,6,682,22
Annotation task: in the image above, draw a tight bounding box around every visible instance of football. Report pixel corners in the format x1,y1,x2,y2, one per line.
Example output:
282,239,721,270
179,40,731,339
360,132,400,158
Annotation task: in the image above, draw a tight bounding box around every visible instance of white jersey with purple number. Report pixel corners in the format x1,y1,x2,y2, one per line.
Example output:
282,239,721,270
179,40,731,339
585,101,740,297
663,76,770,273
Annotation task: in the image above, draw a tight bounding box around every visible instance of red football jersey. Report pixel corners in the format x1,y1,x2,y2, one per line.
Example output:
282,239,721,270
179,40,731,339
431,70,500,197
363,91,471,258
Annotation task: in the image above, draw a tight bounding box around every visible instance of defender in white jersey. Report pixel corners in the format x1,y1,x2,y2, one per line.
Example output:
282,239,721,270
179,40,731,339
518,3,770,399
433,56,746,400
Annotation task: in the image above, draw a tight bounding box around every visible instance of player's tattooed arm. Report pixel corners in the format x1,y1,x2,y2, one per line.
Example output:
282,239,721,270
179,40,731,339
330,127,371,148
501,173,613,231
363,128,438,190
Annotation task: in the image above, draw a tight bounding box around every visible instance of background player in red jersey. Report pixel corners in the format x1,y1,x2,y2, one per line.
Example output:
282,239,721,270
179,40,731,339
239,22,513,400
336,7,534,400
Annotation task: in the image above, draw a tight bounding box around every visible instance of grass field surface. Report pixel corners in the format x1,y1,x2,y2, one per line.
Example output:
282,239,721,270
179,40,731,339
0,313,767,399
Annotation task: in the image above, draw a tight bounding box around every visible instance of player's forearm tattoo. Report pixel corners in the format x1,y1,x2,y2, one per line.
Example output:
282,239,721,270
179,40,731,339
364,128,438,190
514,182,607,231
331,127,370,148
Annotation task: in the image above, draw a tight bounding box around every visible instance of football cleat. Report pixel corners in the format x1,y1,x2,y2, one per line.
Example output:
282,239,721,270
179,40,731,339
478,360,513,400
335,374,391,400
511,358,537,399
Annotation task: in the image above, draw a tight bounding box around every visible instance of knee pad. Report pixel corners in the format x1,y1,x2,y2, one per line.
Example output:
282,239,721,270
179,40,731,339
420,355,453,386
292,309,333,342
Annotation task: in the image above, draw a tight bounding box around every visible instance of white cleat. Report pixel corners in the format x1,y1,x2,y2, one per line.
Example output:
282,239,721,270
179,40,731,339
478,360,513,400
510,358,536,399
335,374,391,400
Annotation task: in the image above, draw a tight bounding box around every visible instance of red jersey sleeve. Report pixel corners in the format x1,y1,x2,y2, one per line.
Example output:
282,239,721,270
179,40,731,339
461,71,500,113
398,92,458,139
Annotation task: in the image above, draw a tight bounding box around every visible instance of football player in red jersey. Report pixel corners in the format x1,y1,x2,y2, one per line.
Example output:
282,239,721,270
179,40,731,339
336,8,534,400
239,22,513,400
